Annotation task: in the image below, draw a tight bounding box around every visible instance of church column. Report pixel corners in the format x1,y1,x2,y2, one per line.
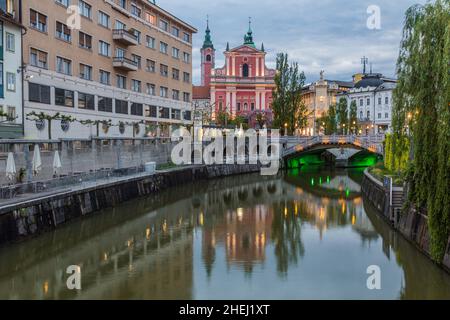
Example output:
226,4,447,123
232,90,237,117
261,91,266,110
226,56,230,76
255,91,261,110
225,89,230,113
256,58,259,77
261,58,265,77
211,88,216,117
232,55,236,76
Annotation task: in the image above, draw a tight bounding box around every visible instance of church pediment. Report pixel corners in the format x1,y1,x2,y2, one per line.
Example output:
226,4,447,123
228,44,263,53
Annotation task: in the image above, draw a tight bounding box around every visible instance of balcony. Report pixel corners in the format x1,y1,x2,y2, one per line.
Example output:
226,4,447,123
113,57,138,71
112,29,139,46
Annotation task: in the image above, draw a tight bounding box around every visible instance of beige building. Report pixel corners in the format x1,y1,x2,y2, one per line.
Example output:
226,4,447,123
22,0,196,139
301,71,353,136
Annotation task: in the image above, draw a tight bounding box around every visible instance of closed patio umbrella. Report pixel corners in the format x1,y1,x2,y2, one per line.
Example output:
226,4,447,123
53,151,62,176
6,152,16,182
32,144,42,176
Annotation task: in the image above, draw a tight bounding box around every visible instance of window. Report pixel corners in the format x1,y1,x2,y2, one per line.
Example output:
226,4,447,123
146,59,155,73
98,97,113,112
144,12,156,25
132,54,141,68
98,11,110,28
55,88,74,107
131,103,143,116
5,33,14,52
160,64,168,77
78,92,95,110
146,36,155,49
118,0,126,9
183,72,190,83
131,29,141,43
172,89,180,101
30,9,47,33
130,4,141,18
171,109,181,120
145,105,157,118
30,48,48,68
98,41,110,56
146,83,155,95
378,113,381,119
78,0,92,19
367,111,370,118
183,92,190,103
56,21,71,42
385,97,389,104
183,52,190,63
183,32,190,43
172,68,179,80
116,75,126,89
159,107,170,119
131,79,141,92
6,106,16,122
79,32,92,49
359,99,363,107
159,19,168,32
172,26,179,37
56,56,72,75
206,54,211,62
29,83,51,104
385,113,389,119
115,99,128,114
6,73,15,91
237,102,241,111
99,70,110,85
359,111,363,119
367,98,370,106
172,47,179,59
184,111,192,121
378,97,382,105
160,42,168,54
56,0,70,7
115,47,125,58
160,86,168,98
251,103,255,111
243,64,249,77
79,64,92,80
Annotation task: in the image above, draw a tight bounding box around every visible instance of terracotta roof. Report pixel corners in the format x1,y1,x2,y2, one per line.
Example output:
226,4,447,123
193,86,210,99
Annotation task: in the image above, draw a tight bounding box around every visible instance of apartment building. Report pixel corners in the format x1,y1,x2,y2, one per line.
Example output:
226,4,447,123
0,0,24,138
22,0,197,139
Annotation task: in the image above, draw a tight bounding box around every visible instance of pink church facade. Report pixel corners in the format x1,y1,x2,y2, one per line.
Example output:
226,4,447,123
195,20,276,128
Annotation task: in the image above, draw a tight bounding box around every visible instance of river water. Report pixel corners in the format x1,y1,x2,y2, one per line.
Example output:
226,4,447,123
1,167,450,300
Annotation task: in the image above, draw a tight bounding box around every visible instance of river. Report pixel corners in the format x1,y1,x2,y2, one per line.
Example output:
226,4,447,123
1,167,449,300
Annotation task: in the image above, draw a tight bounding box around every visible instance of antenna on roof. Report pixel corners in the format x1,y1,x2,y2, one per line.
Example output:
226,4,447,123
361,56,368,74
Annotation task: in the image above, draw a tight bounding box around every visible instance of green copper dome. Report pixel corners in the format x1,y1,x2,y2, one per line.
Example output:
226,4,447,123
243,18,256,48
202,18,214,49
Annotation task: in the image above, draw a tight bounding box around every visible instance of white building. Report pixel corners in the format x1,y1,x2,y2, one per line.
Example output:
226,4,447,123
338,73,397,135
0,4,23,139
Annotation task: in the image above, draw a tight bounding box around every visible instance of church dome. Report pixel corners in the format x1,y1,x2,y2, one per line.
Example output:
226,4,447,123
354,73,384,88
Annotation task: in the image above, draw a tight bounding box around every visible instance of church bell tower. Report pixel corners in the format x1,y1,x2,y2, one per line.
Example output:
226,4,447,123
201,17,215,86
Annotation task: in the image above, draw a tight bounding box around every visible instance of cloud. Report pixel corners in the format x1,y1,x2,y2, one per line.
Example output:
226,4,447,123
160,0,427,83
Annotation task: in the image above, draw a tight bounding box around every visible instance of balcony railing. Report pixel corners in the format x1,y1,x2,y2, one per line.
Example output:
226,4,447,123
113,57,138,71
112,29,139,46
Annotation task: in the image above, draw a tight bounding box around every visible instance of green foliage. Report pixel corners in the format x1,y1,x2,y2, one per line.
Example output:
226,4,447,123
348,100,358,134
272,53,307,135
216,111,231,127
316,104,337,135
384,133,409,173
392,0,450,262
336,98,348,134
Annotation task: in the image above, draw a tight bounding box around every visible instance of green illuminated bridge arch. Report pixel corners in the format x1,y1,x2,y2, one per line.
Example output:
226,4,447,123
282,135,384,168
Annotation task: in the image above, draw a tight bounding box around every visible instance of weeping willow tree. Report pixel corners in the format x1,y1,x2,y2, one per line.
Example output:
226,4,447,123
392,0,450,262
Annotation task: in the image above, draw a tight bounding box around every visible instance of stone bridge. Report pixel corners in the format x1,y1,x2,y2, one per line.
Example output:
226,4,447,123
282,135,385,159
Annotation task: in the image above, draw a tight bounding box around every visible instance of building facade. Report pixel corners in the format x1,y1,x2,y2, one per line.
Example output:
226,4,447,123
0,0,23,138
21,0,196,139
194,20,276,129
338,73,397,135
301,71,354,136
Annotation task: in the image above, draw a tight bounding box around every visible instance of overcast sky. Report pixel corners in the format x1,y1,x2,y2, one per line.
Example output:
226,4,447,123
159,0,427,84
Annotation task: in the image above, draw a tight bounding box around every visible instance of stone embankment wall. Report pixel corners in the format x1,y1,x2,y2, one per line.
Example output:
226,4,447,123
0,164,261,245
361,169,450,272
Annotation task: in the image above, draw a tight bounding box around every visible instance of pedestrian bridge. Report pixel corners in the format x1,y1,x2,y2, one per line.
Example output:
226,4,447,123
282,135,384,158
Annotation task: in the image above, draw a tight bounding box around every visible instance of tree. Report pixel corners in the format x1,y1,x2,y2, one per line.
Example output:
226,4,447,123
326,104,337,135
272,53,307,135
27,112,75,140
348,100,358,134
391,0,449,262
255,112,266,128
336,98,348,134
216,110,231,128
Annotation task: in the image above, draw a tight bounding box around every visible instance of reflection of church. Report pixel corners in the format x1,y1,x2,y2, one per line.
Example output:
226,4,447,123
193,19,276,128
202,205,273,274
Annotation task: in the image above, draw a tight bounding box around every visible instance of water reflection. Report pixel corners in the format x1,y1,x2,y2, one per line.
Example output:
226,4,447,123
0,168,449,299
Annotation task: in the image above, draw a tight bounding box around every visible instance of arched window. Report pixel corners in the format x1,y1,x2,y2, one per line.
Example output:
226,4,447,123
206,54,211,62
244,103,248,110
242,64,249,77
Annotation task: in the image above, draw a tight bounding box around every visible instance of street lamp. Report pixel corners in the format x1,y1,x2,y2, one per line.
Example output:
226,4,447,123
284,122,288,136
